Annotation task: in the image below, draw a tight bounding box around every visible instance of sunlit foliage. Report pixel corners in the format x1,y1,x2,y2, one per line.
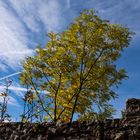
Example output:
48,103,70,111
20,9,133,123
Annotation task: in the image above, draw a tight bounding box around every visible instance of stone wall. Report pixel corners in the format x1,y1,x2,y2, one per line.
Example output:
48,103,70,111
0,98,140,140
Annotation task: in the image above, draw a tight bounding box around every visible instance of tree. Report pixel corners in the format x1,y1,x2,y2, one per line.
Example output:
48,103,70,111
78,104,115,121
0,79,12,122
21,87,46,123
20,9,133,123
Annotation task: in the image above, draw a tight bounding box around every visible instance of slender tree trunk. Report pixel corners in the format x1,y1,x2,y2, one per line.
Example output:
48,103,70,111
70,84,83,123
54,73,61,123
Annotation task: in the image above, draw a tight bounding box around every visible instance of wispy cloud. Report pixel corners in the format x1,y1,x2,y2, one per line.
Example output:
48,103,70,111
1,0,140,72
9,0,65,32
0,84,48,97
0,1,34,71
0,0,68,72
38,0,64,32
66,0,71,9
0,72,22,81
0,95,19,106
9,0,41,33
0,85,27,92
89,0,140,33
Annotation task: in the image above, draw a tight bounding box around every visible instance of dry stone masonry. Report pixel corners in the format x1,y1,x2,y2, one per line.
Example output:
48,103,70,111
0,98,140,140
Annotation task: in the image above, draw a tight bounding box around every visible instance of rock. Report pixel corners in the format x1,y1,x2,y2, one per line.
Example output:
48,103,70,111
0,98,140,140
126,98,140,117
48,127,56,133
114,132,125,140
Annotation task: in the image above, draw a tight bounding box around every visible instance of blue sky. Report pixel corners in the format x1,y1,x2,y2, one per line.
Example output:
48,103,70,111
0,0,140,120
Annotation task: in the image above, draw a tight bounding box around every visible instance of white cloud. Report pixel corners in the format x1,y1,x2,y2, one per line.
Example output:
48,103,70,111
0,82,24,106
0,1,34,70
9,0,41,32
9,0,64,32
38,0,63,32
0,0,67,71
0,85,26,99
0,71,22,81
66,0,70,9
0,84,48,97
9,86,25,97
0,85,27,93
